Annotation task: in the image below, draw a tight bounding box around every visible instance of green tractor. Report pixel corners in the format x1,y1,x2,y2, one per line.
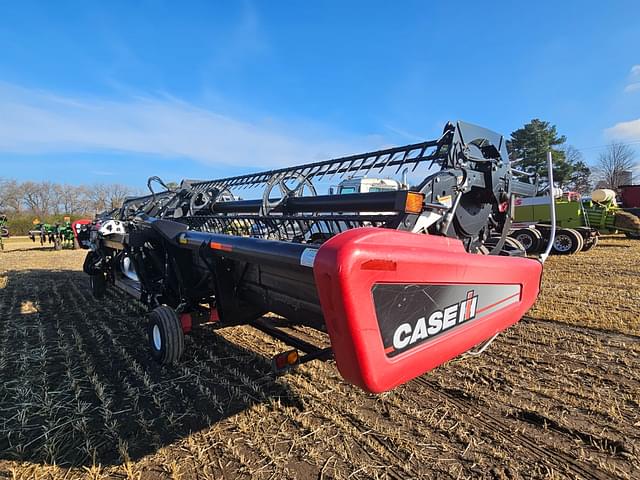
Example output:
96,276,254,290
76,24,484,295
29,217,78,250
510,189,640,254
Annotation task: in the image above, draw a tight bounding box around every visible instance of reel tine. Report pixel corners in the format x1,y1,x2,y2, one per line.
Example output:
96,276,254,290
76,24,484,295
363,154,381,177
351,157,367,177
327,161,344,180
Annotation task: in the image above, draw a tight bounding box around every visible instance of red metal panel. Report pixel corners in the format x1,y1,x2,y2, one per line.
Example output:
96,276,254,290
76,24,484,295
71,219,91,239
313,228,542,393
180,313,193,333
620,185,640,208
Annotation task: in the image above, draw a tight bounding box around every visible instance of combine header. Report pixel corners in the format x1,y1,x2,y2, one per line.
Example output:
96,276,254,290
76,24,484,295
80,121,547,392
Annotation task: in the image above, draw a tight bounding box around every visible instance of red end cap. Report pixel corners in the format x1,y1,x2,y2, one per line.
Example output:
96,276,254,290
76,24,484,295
313,228,542,393
71,219,91,238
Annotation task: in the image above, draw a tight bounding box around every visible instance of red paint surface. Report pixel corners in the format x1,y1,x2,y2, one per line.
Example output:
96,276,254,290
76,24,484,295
313,228,542,393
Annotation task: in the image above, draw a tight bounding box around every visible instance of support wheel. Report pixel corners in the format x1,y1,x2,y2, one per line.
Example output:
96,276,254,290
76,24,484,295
552,229,583,255
90,273,107,299
510,228,542,254
581,235,599,252
503,237,527,256
148,306,184,365
566,229,584,252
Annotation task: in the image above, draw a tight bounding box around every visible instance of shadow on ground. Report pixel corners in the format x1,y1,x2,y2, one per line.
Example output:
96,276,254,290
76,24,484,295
0,246,61,253
0,269,300,468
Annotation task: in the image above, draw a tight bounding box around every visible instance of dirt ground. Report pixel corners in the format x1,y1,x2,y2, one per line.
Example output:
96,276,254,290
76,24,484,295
0,236,639,479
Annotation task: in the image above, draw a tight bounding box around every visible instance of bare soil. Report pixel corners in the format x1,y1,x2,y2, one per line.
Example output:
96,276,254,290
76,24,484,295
0,236,639,479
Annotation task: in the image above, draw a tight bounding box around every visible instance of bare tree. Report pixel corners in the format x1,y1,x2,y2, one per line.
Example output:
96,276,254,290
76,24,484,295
0,179,23,213
595,143,638,189
22,181,56,216
1,179,140,217
106,183,136,210
87,184,110,214
55,184,89,214
561,145,592,194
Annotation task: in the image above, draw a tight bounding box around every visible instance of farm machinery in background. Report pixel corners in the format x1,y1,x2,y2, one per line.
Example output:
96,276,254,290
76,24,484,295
78,121,550,393
510,188,640,254
0,214,8,250
29,217,91,250
619,184,640,239
583,189,640,239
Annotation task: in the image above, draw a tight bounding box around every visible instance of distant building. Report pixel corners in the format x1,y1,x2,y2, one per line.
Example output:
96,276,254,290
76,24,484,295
620,170,634,186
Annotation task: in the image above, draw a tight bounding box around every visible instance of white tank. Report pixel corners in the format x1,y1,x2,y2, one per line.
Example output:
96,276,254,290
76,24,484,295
551,187,564,198
591,189,616,203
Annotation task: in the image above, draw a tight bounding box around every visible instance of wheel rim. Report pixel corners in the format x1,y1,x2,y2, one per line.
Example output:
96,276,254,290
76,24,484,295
152,325,162,350
516,234,533,250
554,234,572,252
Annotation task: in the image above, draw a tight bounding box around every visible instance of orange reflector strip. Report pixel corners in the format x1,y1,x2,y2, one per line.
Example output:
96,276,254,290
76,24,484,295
274,349,299,369
361,259,397,271
404,192,424,214
287,350,299,364
210,241,233,252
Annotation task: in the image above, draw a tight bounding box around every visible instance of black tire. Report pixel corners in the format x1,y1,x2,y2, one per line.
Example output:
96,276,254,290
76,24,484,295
565,228,584,252
552,229,583,255
624,231,640,239
510,228,542,254
147,306,184,365
581,235,599,252
90,273,107,299
503,237,527,256
483,236,526,256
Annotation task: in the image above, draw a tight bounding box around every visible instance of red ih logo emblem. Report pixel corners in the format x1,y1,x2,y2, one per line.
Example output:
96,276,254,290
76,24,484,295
463,290,476,321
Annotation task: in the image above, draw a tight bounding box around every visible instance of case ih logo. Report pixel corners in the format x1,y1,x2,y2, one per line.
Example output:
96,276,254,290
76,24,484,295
392,290,478,351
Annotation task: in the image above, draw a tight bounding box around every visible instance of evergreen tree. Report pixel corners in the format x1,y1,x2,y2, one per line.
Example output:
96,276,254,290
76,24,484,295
507,119,589,191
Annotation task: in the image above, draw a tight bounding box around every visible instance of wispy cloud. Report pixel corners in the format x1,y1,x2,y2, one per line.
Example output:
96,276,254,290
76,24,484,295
0,82,382,168
605,118,640,140
607,66,640,141
624,65,640,93
383,124,423,143
624,82,640,93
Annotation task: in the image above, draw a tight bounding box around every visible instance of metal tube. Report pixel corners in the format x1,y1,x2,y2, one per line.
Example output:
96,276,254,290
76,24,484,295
211,190,413,214
180,230,317,270
540,151,556,263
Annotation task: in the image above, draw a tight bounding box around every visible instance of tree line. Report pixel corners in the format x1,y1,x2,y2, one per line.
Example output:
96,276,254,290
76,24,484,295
0,180,140,235
0,180,139,217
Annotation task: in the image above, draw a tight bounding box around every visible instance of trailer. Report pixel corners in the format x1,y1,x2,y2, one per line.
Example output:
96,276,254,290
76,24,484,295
511,194,599,254
79,121,546,393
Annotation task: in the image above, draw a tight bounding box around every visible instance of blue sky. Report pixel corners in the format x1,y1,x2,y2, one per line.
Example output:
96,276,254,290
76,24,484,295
1,1,639,186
